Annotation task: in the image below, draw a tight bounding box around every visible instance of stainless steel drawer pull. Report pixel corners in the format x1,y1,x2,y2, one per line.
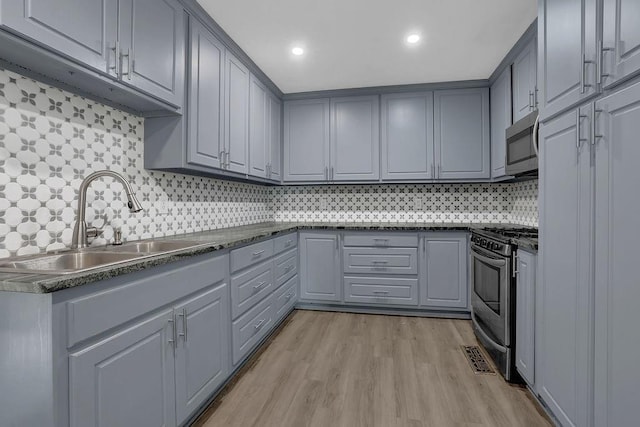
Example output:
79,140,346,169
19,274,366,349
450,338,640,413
254,319,266,330
285,293,293,300
372,291,389,295
178,308,188,341
167,314,177,348
252,250,265,257
253,281,267,290
284,265,293,273
371,260,389,264
373,238,389,243
285,240,293,246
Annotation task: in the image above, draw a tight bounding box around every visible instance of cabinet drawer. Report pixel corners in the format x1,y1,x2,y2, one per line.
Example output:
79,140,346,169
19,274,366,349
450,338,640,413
344,276,418,306
275,276,298,320
231,261,274,319
343,247,418,275
343,233,418,248
230,240,274,273
274,248,297,287
273,233,297,254
66,254,227,348
232,295,274,365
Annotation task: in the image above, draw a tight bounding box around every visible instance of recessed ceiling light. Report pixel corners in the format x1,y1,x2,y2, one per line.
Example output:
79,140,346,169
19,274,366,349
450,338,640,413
407,34,421,44
292,47,304,56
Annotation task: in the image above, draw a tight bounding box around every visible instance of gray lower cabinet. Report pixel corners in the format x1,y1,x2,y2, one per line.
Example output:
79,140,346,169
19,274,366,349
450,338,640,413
420,233,468,309
602,0,640,89
537,106,593,427
284,98,331,182
434,88,490,179
330,95,380,181
593,80,640,427
538,0,598,122
515,249,536,387
380,92,435,180
344,276,418,306
187,17,225,170
490,67,512,179
224,50,250,174
0,0,118,75
249,74,268,178
299,231,341,302
512,38,538,122
231,294,275,365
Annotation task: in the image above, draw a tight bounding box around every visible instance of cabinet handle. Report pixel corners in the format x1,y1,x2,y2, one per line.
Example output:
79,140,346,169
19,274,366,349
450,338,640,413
252,250,265,257
534,86,539,109
285,293,293,300
285,239,293,247
371,260,389,264
528,91,534,110
254,319,266,330
593,107,604,144
373,238,389,246
284,265,293,273
178,308,187,341
325,166,328,180
109,41,120,78
431,164,435,178
598,40,615,84
372,290,389,295
581,54,595,94
226,151,230,169
437,164,441,177
253,281,267,290
576,110,588,150
120,49,132,80
168,314,177,348
512,253,518,278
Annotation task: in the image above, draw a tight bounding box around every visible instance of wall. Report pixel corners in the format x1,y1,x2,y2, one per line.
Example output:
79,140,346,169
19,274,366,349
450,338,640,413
0,68,271,258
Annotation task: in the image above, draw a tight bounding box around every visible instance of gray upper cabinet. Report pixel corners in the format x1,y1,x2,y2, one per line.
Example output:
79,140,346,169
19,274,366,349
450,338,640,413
594,80,640,427
515,249,536,387
224,51,250,174
174,284,229,425
537,106,593,427
490,67,512,179
602,0,640,89
187,17,225,170
69,308,177,427
420,233,468,309
249,74,268,178
118,0,185,107
538,0,598,122
267,94,282,182
512,39,538,122
434,88,490,180
330,96,380,181
381,92,434,180
284,99,331,182
0,0,118,75
299,232,341,302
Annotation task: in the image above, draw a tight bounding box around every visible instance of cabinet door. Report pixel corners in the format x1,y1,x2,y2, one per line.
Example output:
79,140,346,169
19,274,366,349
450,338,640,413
515,249,536,387
594,81,640,427
118,0,185,107
538,0,598,121
602,0,640,88
421,233,468,308
330,96,380,181
434,88,490,179
268,94,282,182
224,51,250,174
187,18,225,169
283,99,330,182
299,232,341,302
537,106,593,427
513,39,538,122
249,74,268,178
380,92,434,180
175,284,230,425
490,67,512,179
69,309,176,427
0,0,117,75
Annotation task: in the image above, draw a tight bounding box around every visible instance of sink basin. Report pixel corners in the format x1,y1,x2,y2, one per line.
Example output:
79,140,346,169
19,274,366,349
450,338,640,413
100,240,205,253
0,252,145,275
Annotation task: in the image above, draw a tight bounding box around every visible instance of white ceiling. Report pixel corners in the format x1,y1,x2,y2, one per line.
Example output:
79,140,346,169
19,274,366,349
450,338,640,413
197,0,537,94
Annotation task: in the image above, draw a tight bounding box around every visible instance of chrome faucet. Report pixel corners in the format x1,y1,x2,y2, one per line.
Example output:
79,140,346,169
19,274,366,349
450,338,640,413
71,170,143,249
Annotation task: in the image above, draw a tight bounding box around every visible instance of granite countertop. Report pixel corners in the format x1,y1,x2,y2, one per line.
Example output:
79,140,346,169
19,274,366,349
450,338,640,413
0,222,533,294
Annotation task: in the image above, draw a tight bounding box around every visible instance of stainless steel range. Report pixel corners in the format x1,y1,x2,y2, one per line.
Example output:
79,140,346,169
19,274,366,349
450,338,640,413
470,227,538,382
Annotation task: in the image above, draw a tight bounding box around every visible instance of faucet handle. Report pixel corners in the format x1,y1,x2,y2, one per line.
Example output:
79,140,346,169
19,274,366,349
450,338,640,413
112,228,123,246
86,227,104,239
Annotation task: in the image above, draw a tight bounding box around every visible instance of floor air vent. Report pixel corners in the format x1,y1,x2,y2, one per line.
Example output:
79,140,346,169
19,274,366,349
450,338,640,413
461,345,496,375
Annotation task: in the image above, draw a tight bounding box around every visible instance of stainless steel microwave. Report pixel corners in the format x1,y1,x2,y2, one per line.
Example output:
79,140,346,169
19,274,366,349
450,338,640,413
505,110,539,177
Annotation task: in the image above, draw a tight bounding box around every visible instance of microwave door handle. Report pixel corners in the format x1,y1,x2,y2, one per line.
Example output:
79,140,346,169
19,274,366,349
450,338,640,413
532,115,540,158
471,248,507,268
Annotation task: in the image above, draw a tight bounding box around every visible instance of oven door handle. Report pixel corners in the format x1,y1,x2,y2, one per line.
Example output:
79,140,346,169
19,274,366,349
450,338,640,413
471,311,507,354
471,248,507,268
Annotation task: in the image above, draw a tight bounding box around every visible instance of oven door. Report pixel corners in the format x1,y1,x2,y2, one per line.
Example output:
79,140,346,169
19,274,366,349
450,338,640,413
470,245,510,347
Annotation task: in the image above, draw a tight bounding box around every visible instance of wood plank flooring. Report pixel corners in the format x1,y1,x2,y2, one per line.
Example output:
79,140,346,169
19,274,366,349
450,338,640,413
194,310,551,427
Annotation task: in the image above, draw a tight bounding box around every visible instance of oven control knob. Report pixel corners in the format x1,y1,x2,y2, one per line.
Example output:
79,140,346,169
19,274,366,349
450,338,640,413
481,239,487,246
494,243,502,251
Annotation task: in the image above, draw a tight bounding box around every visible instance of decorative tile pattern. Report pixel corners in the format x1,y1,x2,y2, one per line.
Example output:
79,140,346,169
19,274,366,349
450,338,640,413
507,180,538,227
0,67,271,258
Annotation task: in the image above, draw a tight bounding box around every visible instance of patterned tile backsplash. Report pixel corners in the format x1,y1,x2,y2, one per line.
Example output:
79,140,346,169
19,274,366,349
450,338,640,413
0,67,537,259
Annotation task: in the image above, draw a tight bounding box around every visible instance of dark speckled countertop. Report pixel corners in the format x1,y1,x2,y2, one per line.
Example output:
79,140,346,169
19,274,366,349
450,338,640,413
0,222,533,294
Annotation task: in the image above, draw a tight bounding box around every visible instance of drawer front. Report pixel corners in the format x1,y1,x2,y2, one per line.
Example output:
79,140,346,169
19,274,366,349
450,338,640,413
231,261,274,319
275,276,298,320
343,233,418,248
231,240,274,273
66,254,228,348
274,248,297,287
232,295,274,365
344,276,419,306
343,247,418,275
273,233,297,254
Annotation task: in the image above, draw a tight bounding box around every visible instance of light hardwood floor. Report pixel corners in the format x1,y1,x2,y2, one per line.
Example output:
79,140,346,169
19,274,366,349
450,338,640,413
194,310,551,427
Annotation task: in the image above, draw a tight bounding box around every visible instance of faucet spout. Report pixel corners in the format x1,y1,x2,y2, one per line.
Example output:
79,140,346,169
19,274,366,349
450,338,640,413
71,170,143,249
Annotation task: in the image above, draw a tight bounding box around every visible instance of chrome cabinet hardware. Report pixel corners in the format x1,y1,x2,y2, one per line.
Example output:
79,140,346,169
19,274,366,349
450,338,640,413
253,319,266,330
168,313,177,348
120,49,132,80
593,107,604,144
512,253,518,278
324,166,328,180
372,290,389,295
252,250,265,257
581,54,595,93
371,260,389,264
253,281,267,291
109,41,120,78
438,164,441,177
576,111,588,150
534,86,539,108
529,91,534,110
178,308,187,341
330,166,334,180
373,238,389,246
284,265,293,273
285,239,293,247
285,293,293,300
598,40,615,84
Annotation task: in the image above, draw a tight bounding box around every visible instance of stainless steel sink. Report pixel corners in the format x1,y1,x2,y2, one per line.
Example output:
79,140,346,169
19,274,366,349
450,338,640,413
96,240,205,254
0,251,146,275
